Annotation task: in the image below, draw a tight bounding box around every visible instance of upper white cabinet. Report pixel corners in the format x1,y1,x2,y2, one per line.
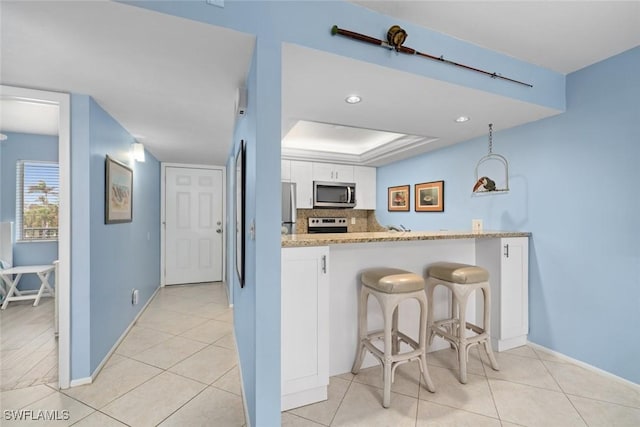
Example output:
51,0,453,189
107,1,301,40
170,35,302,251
312,162,354,183
353,166,376,210
281,160,291,182
284,160,376,210
290,160,313,209
475,237,529,351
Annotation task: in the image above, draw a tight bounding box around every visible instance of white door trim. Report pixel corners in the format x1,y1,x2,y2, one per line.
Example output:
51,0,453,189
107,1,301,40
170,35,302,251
160,163,226,287
1,85,71,389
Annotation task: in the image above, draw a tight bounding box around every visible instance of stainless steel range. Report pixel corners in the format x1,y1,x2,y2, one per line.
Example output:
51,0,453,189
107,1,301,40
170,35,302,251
308,217,348,233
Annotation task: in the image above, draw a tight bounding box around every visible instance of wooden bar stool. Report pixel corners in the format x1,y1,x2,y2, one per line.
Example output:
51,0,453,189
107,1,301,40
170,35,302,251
425,262,499,383
352,268,435,408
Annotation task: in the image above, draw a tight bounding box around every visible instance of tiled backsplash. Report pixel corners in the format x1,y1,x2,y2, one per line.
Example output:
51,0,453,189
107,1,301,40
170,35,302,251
296,209,387,234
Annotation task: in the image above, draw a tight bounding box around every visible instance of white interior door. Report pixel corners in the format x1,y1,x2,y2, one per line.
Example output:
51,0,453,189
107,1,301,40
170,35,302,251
165,167,223,285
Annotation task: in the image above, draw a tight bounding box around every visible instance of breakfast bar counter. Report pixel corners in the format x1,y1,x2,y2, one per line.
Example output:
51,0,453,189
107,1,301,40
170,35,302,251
281,230,530,247
280,230,530,410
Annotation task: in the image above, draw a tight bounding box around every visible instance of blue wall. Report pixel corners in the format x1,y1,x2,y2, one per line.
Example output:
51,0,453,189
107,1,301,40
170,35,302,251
127,2,569,425
70,95,161,378
228,41,283,424
0,132,59,290
377,47,640,383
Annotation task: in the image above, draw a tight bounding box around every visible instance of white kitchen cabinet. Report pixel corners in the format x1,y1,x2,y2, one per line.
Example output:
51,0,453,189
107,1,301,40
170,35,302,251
281,160,291,181
312,162,354,183
475,237,529,351
353,166,376,210
290,161,313,209
281,246,330,411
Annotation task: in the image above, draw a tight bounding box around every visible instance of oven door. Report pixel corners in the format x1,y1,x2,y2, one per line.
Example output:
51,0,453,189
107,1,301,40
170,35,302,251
313,181,356,208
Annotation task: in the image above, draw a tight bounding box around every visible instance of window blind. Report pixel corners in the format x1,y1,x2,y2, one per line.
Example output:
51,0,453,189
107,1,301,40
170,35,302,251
16,161,60,241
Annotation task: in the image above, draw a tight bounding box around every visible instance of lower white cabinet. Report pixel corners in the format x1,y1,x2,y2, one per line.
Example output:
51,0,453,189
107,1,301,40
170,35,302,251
281,246,330,411
475,237,529,351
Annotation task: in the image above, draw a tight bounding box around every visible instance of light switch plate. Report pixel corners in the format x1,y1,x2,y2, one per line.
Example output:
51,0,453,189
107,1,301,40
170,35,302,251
472,219,483,233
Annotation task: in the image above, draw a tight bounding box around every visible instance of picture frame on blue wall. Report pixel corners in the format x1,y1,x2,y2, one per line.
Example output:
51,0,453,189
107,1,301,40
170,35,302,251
235,140,246,288
388,185,410,211
415,180,444,212
105,155,133,224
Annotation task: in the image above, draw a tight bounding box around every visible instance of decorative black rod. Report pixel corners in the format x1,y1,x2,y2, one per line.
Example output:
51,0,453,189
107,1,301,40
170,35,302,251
331,25,533,88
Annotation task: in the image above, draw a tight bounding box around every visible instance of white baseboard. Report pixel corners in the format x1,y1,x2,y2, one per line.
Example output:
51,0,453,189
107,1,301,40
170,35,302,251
493,335,528,352
69,377,92,387
527,341,640,390
69,286,160,387
282,386,327,412
234,332,251,427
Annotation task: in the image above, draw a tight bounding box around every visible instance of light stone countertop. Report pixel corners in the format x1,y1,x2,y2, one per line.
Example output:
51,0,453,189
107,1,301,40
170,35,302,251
281,230,531,247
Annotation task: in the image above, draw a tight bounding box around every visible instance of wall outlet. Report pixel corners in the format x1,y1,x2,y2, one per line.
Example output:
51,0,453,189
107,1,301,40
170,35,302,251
472,219,483,233
131,289,139,305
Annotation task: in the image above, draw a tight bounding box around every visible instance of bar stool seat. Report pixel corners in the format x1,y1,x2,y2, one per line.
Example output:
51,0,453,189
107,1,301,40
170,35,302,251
426,262,499,384
352,267,435,408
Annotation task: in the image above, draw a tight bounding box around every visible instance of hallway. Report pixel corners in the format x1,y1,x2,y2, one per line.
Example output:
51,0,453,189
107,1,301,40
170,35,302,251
1,282,244,426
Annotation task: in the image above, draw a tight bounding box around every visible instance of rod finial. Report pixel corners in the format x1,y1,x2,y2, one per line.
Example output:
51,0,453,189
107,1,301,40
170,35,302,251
331,25,339,36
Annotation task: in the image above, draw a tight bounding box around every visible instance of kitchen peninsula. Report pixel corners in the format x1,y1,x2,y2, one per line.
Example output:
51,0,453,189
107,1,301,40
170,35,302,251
281,230,530,411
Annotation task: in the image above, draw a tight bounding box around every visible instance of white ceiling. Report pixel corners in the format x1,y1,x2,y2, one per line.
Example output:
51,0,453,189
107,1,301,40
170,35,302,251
1,1,638,165
0,1,255,164
281,43,559,166
350,1,640,74
0,99,59,136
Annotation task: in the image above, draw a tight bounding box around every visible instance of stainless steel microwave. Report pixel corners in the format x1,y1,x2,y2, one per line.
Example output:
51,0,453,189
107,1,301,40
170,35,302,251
313,181,356,208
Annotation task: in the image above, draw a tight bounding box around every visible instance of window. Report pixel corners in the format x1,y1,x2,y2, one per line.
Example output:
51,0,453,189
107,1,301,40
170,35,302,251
16,161,59,241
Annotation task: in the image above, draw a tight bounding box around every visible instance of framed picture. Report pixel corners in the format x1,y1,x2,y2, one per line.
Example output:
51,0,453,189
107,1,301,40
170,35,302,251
388,185,410,211
415,180,444,212
105,155,133,223
235,140,246,288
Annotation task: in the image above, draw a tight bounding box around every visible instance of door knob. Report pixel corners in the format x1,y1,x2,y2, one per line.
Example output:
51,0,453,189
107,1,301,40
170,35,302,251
216,229,222,234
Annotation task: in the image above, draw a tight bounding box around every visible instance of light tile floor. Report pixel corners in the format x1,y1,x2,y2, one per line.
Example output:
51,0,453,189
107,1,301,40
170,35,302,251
2,282,639,426
286,344,640,427
1,282,244,426
1,297,58,391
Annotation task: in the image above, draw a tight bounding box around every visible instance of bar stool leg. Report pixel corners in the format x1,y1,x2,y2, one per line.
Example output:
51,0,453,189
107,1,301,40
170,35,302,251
417,293,435,392
426,281,436,346
455,287,469,384
381,297,396,408
481,286,500,371
391,307,400,355
351,286,369,375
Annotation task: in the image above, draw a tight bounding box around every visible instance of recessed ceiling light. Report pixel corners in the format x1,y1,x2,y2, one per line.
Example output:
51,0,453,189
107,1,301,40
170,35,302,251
455,116,470,123
345,95,361,104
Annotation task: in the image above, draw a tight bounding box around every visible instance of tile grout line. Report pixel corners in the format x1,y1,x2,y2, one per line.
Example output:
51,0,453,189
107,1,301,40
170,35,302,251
537,354,591,426
153,384,212,426
328,376,355,427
